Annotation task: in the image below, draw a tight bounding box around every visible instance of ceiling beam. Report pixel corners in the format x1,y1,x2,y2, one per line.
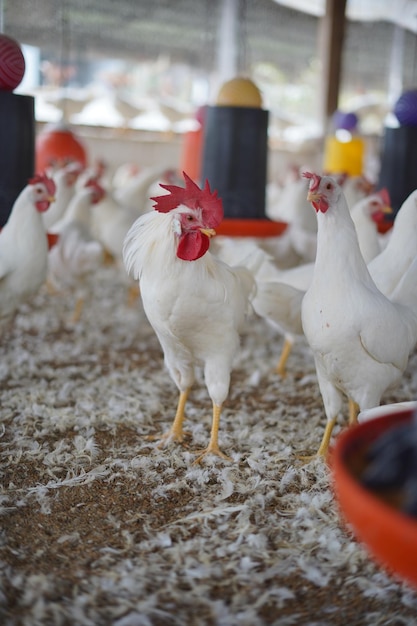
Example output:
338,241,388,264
319,0,347,131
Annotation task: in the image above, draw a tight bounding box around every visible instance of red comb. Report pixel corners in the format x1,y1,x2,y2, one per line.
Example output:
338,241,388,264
84,176,105,203
375,187,390,206
151,172,223,228
302,171,321,191
29,173,56,197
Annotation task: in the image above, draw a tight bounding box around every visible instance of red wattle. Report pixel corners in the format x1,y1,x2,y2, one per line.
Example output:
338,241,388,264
316,198,329,213
371,210,385,224
177,231,210,261
36,200,50,213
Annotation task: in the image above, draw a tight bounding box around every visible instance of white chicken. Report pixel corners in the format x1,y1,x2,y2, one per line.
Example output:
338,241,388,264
211,190,391,377
367,188,417,298
114,165,178,212
301,172,417,458
349,188,392,263
266,174,317,264
340,173,374,210
42,161,82,231
123,173,256,463
92,166,178,263
48,176,105,322
0,174,56,335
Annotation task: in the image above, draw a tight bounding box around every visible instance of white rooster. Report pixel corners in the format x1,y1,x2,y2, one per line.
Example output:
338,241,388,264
123,173,256,463
301,172,417,458
0,174,56,335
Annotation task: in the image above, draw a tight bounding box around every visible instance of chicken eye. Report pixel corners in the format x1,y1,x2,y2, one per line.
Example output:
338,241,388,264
326,183,332,190
186,215,194,221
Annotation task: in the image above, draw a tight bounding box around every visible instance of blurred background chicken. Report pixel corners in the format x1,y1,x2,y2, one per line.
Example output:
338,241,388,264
91,165,178,263
367,188,417,298
123,173,256,463
48,176,106,322
42,161,83,231
0,174,56,336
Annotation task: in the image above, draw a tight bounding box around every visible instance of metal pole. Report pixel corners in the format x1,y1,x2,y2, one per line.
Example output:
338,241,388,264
0,0,4,33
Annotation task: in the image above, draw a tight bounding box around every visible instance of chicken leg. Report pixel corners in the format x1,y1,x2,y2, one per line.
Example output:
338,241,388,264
315,417,337,458
71,296,84,324
156,388,190,447
193,403,232,464
348,398,360,425
302,399,359,461
276,336,293,378
298,416,337,461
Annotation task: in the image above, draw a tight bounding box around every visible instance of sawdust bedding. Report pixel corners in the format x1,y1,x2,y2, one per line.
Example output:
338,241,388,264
1,262,417,626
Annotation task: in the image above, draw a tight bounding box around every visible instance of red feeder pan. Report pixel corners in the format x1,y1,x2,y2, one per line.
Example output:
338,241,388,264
216,218,287,238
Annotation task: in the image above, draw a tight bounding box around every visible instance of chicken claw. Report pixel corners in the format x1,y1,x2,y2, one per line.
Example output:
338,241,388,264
146,389,190,448
297,417,337,462
192,403,233,464
156,429,192,448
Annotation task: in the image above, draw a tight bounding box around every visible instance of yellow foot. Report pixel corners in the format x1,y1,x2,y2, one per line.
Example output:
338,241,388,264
193,444,233,465
146,430,191,448
296,451,327,463
297,417,337,463
275,364,287,379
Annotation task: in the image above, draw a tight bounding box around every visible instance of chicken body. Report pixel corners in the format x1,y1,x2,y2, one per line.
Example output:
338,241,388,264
114,165,177,212
48,177,105,321
301,173,417,457
367,189,417,297
42,161,81,231
211,189,389,377
123,176,255,462
0,175,56,334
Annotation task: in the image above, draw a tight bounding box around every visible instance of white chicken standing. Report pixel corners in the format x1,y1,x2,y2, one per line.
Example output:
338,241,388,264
48,176,106,322
211,191,391,377
301,172,417,458
0,174,56,335
367,188,417,297
123,173,256,463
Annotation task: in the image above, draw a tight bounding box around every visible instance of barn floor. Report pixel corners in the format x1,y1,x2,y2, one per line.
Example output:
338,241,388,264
1,261,417,626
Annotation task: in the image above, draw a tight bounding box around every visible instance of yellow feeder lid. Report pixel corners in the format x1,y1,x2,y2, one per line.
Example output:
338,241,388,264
216,77,263,108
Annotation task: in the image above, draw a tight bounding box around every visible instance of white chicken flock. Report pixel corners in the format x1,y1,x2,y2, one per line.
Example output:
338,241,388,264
3,159,417,462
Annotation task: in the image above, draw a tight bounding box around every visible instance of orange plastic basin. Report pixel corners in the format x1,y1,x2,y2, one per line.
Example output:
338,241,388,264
330,409,417,589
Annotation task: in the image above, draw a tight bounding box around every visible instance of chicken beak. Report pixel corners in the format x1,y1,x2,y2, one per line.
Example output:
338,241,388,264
382,205,393,215
48,195,56,203
200,227,216,238
307,190,321,203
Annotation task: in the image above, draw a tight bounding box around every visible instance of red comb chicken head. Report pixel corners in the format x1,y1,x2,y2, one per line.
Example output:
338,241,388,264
28,173,56,213
151,171,223,261
303,171,341,214
84,176,106,204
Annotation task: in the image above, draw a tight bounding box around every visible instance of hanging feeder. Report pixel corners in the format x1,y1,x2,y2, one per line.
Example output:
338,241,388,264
35,123,88,172
201,77,286,238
